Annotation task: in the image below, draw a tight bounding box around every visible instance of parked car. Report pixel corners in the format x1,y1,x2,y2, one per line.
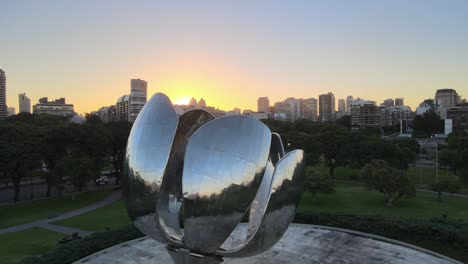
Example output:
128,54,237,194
95,176,109,185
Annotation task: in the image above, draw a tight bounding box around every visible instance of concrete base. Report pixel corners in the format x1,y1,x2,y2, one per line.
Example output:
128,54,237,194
74,224,461,264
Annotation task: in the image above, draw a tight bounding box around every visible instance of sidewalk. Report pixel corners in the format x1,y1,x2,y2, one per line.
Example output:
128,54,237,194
0,191,122,236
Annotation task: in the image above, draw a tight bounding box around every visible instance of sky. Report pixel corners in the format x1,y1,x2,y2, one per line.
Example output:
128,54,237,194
1,0,468,114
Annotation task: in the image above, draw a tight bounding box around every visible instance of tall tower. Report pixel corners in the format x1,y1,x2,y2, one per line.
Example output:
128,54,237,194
338,99,346,112
319,92,336,122
0,69,7,119
19,93,31,113
395,98,404,106
129,79,147,122
257,97,270,113
346,96,353,112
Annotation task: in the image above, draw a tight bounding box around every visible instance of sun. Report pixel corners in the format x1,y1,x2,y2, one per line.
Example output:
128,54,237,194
173,97,191,105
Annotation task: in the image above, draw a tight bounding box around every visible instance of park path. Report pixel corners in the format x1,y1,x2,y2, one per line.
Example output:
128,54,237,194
0,190,122,236
337,180,468,198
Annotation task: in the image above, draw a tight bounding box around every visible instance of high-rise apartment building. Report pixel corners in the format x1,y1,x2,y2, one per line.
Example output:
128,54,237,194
129,79,147,122
18,93,31,113
257,97,270,113
395,98,404,106
382,98,395,107
0,69,7,119
346,96,353,112
189,97,197,107
435,89,458,109
300,98,318,120
116,95,130,121
33,97,75,116
198,98,206,108
338,99,345,112
351,103,383,129
319,92,336,122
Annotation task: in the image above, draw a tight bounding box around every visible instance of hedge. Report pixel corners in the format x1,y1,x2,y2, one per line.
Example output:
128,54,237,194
20,212,468,263
19,225,144,264
294,210,468,263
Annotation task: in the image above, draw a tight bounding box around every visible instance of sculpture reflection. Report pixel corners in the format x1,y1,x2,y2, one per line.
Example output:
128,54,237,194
123,93,305,264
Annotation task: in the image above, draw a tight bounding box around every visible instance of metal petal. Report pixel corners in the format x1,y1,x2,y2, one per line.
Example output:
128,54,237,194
157,110,215,245
219,149,305,257
182,116,271,254
122,93,178,241
244,133,285,245
269,132,285,166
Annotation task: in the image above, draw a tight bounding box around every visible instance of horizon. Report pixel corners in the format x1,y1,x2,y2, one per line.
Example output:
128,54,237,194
1,0,468,114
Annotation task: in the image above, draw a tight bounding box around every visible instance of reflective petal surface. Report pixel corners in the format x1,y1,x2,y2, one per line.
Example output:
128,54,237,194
157,110,215,245
220,150,305,257
245,133,285,244
182,116,271,254
122,93,178,241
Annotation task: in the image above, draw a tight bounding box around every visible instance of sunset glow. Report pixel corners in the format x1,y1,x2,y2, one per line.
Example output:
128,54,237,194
1,1,467,114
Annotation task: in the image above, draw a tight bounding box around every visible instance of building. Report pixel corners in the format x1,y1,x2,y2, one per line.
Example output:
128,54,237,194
33,97,75,116
300,98,318,120
18,93,31,113
7,107,15,116
346,96,353,112
338,99,345,112
198,98,206,108
351,103,383,130
92,106,117,122
319,92,336,122
0,69,7,119
447,103,468,131
189,97,197,107
382,98,395,107
257,97,270,113
435,88,459,119
395,98,404,106
351,98,386,129
435,88,458,109
116,95,130,121
129,79,147,122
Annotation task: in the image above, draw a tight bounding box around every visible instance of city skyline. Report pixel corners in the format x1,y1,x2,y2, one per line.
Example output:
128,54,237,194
1,1,468,114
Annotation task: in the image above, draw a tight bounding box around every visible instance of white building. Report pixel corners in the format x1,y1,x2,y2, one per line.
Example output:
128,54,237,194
346,96,353,112
338,99,346,112
18,93,31,113
129,79,147,122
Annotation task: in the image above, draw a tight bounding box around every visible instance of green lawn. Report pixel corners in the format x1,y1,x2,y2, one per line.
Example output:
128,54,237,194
0,189,114,229
54,200,131,232
300,183,468,220
0,227,64,264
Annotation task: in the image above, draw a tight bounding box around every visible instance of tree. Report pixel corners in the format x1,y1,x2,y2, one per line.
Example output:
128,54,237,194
413,110,444,138
313,125,351,178
105,121,132,184
360,160,415,206
432,176,462,202
304,167,335,199
0,122,42,202
336,115,351,129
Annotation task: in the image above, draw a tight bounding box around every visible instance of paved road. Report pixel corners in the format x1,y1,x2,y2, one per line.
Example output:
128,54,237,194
0,190,122,236
0,179,117,205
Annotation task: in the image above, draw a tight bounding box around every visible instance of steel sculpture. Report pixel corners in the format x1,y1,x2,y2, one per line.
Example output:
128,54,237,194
123,93,305,264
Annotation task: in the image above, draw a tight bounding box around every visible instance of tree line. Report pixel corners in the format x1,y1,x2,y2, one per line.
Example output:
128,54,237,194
0,113,131,202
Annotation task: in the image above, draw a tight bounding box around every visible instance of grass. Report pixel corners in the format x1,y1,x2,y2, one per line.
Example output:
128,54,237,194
0,189,114,229
299,182,468,220
0,227,64,264
54,201,131,232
